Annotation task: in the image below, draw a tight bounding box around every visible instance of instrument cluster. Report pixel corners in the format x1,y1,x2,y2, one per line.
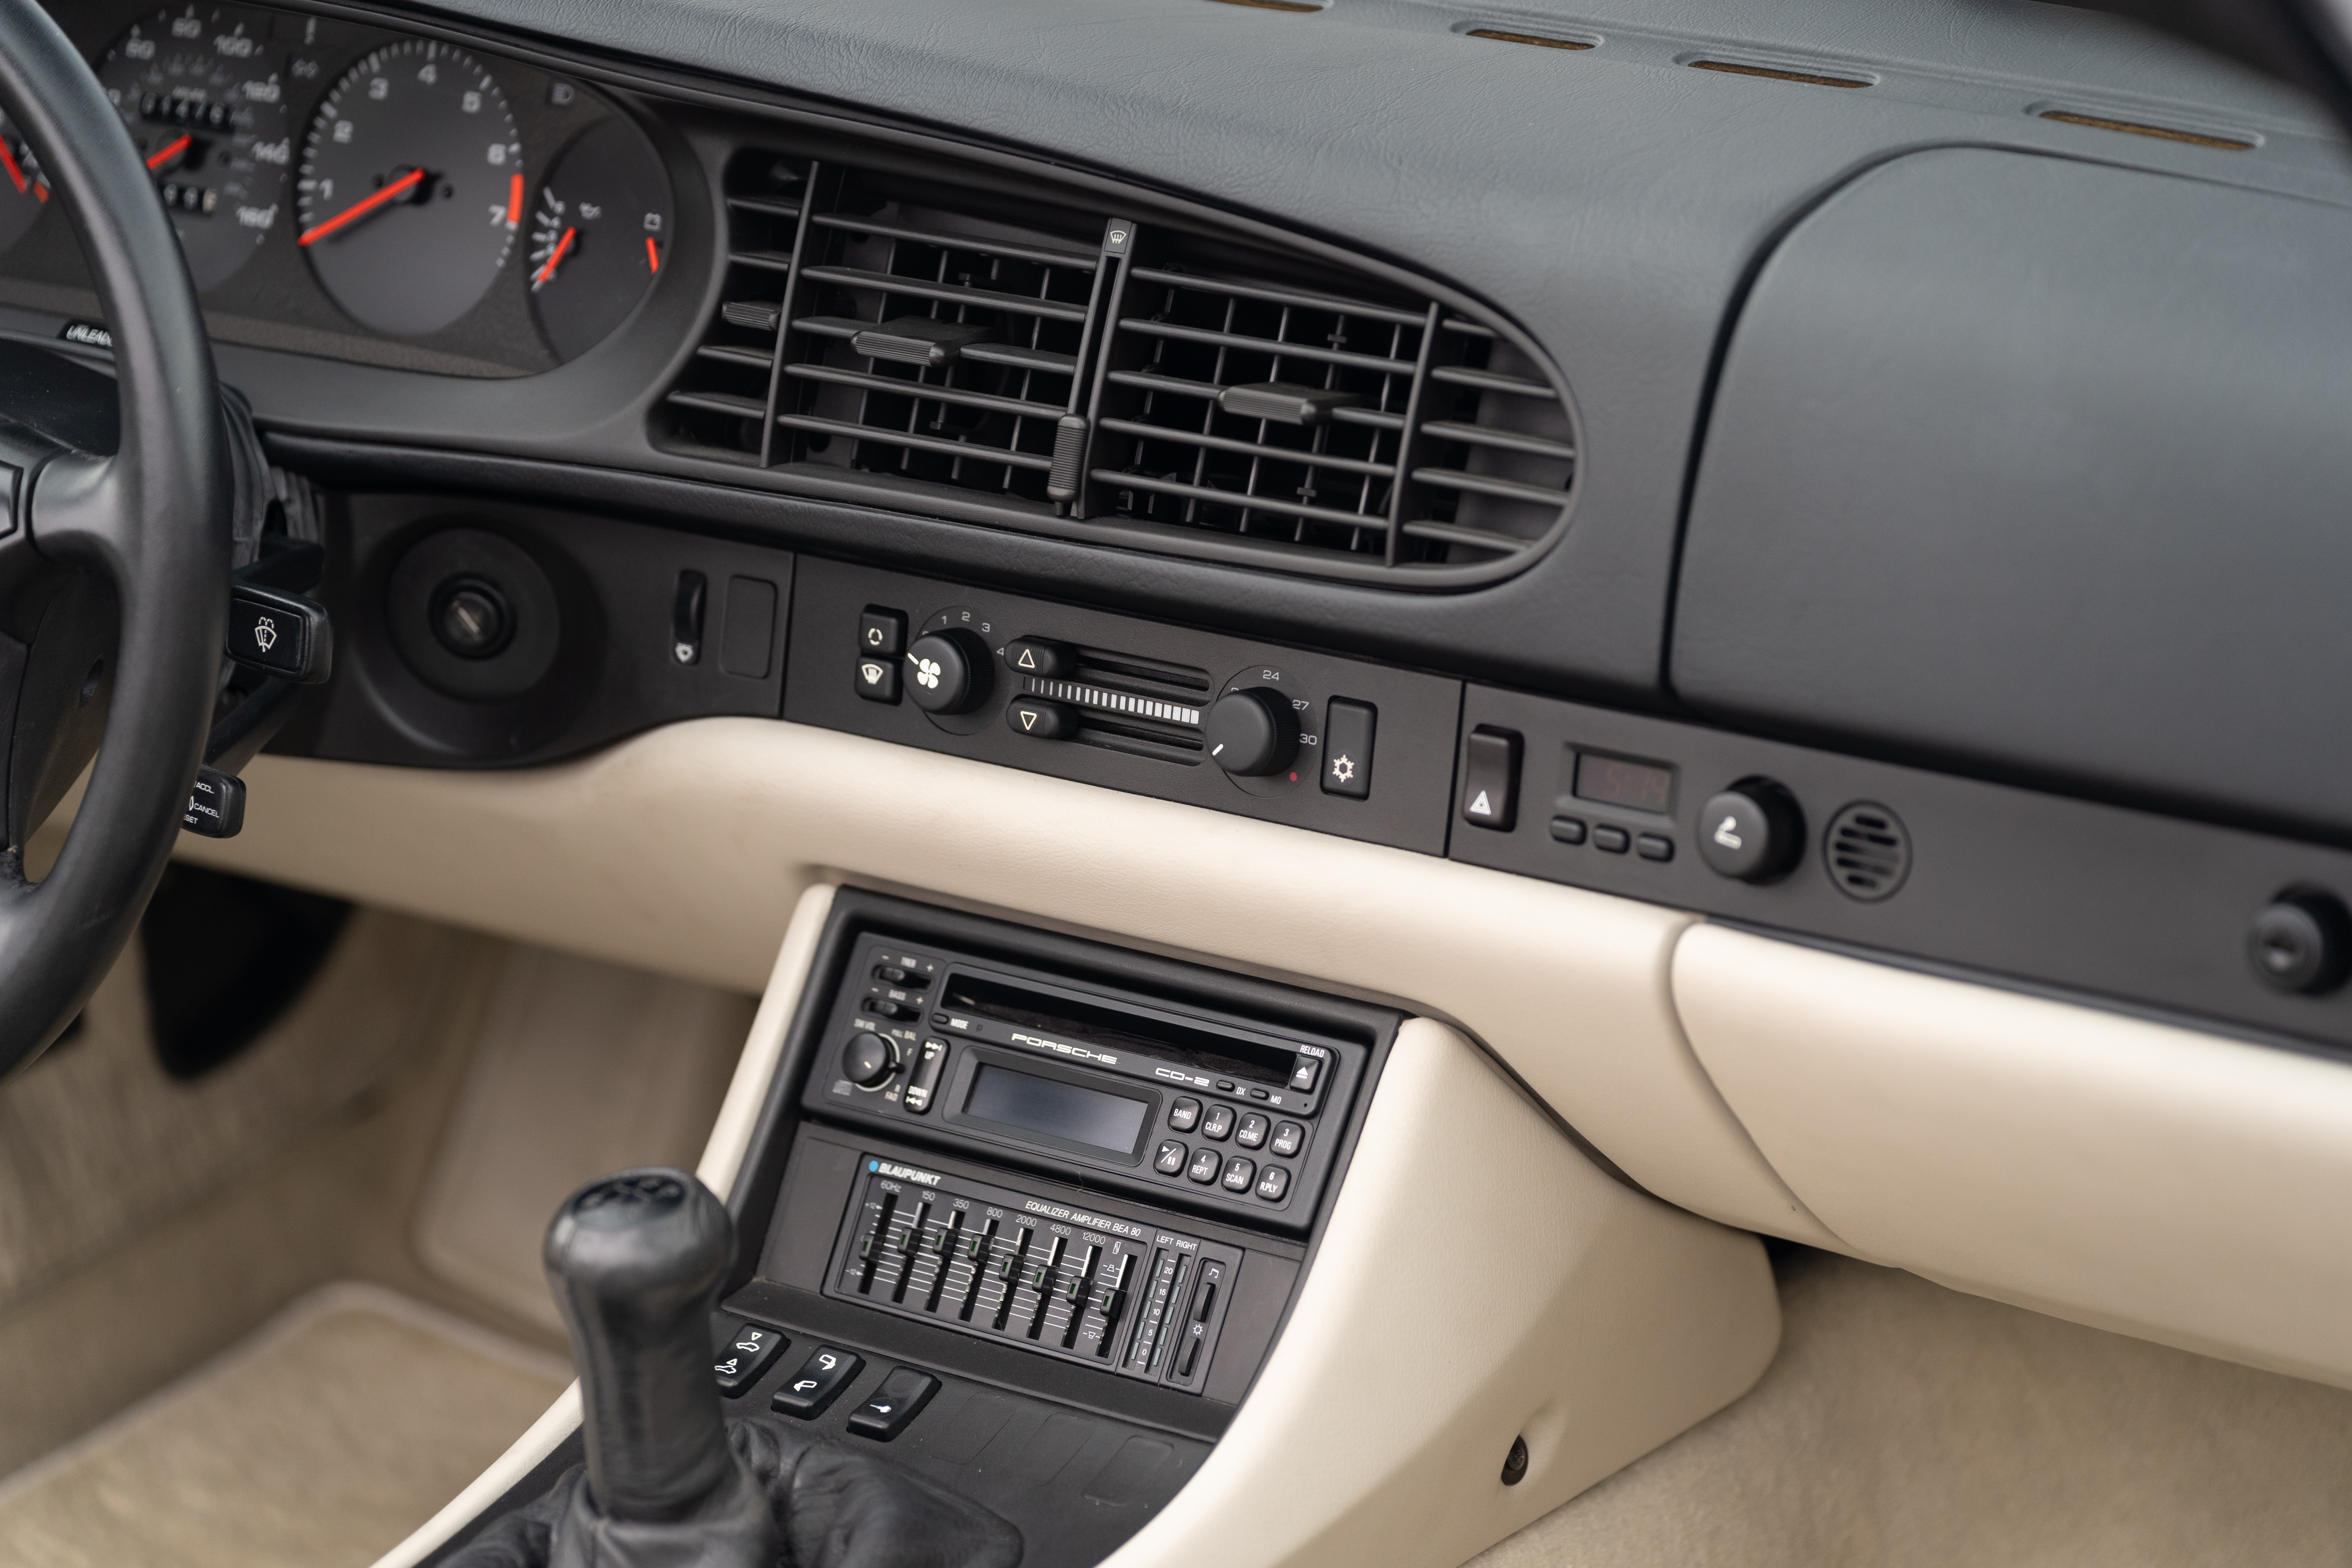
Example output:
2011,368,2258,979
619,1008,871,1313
0,2,680,376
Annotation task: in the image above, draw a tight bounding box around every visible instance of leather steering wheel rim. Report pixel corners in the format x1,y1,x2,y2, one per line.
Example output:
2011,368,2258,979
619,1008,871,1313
0,0,229,1076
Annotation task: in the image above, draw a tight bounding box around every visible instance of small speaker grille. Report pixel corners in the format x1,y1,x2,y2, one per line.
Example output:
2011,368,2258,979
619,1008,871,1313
1825,803,1910,901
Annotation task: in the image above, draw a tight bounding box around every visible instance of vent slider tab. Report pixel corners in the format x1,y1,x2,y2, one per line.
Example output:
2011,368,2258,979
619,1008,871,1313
1217,382,1365,425
851,316,996,367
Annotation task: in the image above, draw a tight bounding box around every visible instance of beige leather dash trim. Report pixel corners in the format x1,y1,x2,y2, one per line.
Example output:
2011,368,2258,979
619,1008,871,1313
1674,923,2352,1390
176,719,1835,1248
1101,1018,1780,1568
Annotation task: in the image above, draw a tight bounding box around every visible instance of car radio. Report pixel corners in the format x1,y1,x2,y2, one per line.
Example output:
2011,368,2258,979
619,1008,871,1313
799,933,1369,1230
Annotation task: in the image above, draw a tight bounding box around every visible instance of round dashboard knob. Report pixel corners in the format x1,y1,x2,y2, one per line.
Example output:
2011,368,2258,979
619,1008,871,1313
1696,779,1805,884
840,1030,900,1088
1203,688,1298,776
2249,889,2352,995
904,629,990,715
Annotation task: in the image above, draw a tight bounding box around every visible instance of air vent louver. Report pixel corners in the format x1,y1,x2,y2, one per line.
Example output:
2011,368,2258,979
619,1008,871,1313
1825,803,1911,901
654,146,1578,581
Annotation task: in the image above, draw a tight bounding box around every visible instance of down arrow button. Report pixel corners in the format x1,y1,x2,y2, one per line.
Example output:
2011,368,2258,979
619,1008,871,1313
1005,696,1080,740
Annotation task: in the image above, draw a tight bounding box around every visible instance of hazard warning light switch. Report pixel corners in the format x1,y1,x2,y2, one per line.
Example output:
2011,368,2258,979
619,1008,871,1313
1460,726,1521,832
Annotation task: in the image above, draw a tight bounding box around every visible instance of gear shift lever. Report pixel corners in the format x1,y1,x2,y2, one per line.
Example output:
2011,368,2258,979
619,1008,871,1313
542,1167,775,1568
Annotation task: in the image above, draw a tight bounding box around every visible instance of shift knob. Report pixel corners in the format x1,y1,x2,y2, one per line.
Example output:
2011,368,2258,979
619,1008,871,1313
544,1168,737,1522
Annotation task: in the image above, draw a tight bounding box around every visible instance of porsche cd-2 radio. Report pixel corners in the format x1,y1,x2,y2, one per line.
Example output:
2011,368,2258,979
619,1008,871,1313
799,934,1369,1230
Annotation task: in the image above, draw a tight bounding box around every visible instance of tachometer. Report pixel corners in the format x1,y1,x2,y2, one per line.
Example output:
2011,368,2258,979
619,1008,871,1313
295,41,521,337
97,6,291,291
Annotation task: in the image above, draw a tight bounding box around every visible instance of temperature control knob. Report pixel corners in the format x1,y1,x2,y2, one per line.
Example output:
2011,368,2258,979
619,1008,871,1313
903,629,990,715
840,1030,900,1088
1696,779,1805,884
1204,688,1298,777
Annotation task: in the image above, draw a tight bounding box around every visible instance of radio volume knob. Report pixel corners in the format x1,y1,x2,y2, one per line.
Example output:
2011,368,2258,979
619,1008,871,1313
840,1030,899,1088
1204,688,1297,776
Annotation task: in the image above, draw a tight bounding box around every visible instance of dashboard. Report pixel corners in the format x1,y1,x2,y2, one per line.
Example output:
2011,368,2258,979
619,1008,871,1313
17,0,2352,1556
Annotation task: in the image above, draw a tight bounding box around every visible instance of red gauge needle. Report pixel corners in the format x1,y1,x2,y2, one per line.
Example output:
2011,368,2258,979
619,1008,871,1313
298,167,426,247
145,134,192,172
533,225,577,289
645,235,660,274
0,141,27,196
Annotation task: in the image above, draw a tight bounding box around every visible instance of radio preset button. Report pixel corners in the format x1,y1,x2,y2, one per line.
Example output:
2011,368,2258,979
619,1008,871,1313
1287,1056,1321,1094
1200,1105,1235,1141
1186,1148,1221,1183
1270,1121,1306,1158
1221,1156,1255,1193
1168,1098,1201,1132
1153,1140,1188,1175
840,1030,898,1088
1235,1113,1269,1149
1254,1164,1290,1202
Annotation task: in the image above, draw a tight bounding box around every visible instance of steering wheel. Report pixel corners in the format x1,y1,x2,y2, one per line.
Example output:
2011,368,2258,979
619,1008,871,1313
0,0,230,1076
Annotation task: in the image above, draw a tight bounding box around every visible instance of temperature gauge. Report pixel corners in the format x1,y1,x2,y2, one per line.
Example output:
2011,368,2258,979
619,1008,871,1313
528,116,671,361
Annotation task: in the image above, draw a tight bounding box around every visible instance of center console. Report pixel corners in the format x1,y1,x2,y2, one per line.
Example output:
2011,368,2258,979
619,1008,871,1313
705,891,1398,1568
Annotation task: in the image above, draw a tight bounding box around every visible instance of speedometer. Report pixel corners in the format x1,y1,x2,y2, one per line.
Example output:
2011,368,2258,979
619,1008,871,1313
295,41,521,337
97,6,292,292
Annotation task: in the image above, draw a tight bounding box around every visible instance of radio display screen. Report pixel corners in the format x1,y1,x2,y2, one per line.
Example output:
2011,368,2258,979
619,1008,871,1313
963,1063,1150,1155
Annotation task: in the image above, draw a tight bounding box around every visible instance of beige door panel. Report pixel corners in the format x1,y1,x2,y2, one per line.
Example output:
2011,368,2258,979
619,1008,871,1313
175,717,1838,1249
1674,923,2352,1389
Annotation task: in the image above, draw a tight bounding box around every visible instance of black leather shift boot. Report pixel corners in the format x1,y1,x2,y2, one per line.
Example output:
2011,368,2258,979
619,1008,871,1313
445,1414,1023,1568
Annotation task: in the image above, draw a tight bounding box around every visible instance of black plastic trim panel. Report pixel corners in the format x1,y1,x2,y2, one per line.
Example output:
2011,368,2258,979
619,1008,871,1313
1450,683,2352,1057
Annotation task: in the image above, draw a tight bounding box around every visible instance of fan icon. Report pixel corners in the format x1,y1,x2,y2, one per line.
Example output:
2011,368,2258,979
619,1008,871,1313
913,656,942,690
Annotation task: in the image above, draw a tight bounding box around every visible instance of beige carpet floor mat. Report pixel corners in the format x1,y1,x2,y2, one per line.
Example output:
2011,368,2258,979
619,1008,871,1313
0,1283,570,1568
1475,1247,2352,1568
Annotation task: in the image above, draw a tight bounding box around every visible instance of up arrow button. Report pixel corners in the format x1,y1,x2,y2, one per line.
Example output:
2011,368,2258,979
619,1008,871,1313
1002,637,1075,678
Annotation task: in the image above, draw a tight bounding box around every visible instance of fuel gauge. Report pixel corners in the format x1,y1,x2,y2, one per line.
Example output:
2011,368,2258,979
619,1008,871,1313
528,116,671,361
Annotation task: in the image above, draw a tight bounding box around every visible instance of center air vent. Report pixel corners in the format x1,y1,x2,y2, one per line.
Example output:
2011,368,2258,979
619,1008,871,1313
1825,802,1911,901
654,143,1579,583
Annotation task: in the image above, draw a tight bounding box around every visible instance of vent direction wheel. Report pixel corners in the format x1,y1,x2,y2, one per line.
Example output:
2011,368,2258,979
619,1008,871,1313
1825,802,1911,901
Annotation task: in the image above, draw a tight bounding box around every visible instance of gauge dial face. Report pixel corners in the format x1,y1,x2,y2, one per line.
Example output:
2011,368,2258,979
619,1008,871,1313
528,116,672,361
296,41,521,337
97,7,291,292
0,113,48,254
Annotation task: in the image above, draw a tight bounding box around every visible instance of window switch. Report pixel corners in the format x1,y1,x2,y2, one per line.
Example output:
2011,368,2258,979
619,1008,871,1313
846,1366,940,1440
1460,727,1521,831
771,1346,863,1418
711,1321,787,1395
